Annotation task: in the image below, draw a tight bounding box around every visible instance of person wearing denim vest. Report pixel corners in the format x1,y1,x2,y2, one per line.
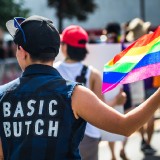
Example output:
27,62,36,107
0,64,86,160
0,15,86,160
0,15,160,160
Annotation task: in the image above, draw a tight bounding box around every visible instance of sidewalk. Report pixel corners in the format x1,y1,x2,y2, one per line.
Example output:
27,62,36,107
98,119,160,160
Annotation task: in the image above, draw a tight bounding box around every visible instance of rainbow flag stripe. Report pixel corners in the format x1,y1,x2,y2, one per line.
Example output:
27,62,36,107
102,26,160,93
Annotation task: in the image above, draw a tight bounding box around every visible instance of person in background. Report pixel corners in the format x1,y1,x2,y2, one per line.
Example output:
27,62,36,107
54,25,126,160
121,21,130,43
0,27,5,59
125,17,156,155
121,21,134,160
104,22,129,160
6,40,16,58
88,32,98,44
0,39,6,59
121,83,133,160
104,22,121,43
1,15,160,160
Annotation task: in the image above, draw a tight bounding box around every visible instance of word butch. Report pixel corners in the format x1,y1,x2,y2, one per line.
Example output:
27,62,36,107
2,99,60,138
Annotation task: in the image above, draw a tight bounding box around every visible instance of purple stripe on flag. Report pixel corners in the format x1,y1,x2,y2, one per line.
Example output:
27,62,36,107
121,62,160,84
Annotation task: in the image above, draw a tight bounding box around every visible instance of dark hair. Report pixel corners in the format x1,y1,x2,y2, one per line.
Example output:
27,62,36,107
17,45,56,62
29,53,56,62
106,22,121,35
67,44,88,61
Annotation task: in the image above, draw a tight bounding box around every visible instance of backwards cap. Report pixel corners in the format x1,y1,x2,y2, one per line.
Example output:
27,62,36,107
61,25,88,48
6,15,60,58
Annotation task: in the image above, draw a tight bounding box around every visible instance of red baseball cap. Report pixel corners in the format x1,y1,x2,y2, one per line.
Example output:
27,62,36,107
61,25,88,48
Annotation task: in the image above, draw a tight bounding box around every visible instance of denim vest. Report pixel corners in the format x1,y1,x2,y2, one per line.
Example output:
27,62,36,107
0,64,86,160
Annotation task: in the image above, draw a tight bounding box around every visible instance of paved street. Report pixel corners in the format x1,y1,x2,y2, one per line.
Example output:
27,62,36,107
99,118,160,160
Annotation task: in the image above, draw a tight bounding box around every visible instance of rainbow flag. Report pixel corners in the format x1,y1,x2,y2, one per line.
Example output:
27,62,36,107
102,26,160,93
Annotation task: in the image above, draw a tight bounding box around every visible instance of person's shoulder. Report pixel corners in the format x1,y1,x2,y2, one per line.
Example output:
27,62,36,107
71,84,101,117
72,84,93,98
53,61,63,68
89,65,101,78
0,78,20,95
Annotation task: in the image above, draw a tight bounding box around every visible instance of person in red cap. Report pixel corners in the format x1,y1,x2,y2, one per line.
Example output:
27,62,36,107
54,25,126,160
1,16,160,160
54,25,103,160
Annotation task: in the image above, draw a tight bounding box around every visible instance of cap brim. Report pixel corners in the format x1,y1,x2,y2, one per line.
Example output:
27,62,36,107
6,19,17,37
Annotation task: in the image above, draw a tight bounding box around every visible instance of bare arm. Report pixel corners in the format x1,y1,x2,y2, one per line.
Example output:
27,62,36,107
71,85,160,137
89,67,104,101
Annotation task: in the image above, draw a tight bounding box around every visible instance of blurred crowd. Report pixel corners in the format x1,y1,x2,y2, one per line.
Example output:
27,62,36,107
0,17,156,60
0,39,16,60
0,29,20,85
87,17,154,44
0,26,17,60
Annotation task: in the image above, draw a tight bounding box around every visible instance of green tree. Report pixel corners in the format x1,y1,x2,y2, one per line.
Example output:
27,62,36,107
0,0,29,30
47,0,97,32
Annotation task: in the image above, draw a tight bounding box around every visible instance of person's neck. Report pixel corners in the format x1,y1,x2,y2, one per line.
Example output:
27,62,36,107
26,61,54,68
64,57,78,63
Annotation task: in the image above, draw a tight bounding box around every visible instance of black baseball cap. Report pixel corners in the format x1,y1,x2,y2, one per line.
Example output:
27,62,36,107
6,15,60,58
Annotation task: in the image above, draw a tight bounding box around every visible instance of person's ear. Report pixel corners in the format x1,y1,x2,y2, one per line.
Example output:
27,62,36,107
19,46,28,60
